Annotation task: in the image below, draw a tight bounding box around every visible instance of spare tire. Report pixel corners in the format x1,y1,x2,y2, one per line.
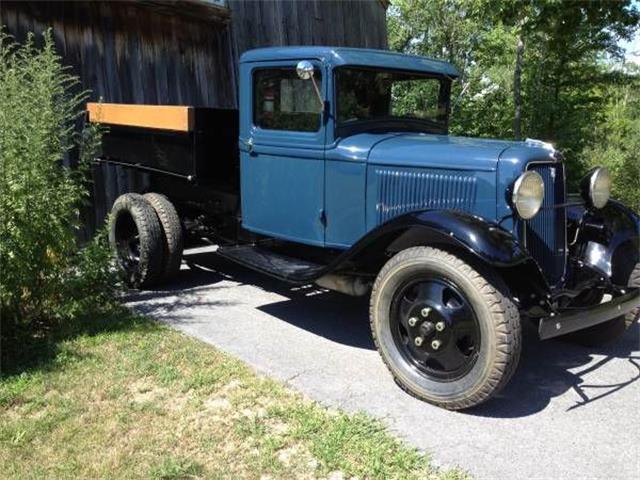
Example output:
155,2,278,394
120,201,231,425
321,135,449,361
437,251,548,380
108,193,164,288
143,193,184,281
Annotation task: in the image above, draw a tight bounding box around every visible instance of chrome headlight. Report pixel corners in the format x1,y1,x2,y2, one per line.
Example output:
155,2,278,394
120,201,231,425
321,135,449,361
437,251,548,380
512,171,544,219
581,167,610,209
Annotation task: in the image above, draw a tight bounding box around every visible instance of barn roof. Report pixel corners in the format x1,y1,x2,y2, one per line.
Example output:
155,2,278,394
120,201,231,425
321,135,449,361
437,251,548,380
240,46,460,78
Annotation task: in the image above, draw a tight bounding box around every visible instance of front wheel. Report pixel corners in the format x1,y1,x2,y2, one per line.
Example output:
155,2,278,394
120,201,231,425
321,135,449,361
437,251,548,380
370,247,521,410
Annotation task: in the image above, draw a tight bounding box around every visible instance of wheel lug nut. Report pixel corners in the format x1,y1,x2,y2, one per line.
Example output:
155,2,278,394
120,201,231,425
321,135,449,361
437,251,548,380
421,308,431,317
408,317,417,327
431,339,442,350
435,321,445,332
414,337,423,347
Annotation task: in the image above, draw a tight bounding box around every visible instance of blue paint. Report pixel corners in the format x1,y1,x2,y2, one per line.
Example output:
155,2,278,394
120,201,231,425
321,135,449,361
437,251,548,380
365,165,496,231
239,58,327,246
325,160,366,247
240,47,460,78
238,47,566,254
367,134,512,172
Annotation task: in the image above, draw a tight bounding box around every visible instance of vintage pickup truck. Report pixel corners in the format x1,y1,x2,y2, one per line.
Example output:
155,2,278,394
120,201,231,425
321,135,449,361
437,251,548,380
89,46,640,410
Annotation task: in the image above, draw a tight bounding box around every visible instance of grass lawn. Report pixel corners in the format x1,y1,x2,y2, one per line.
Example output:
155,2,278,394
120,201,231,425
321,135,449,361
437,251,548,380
0,310,467,480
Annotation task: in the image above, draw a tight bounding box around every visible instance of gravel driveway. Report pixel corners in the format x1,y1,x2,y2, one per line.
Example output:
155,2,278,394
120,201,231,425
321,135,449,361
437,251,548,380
126,248,640,480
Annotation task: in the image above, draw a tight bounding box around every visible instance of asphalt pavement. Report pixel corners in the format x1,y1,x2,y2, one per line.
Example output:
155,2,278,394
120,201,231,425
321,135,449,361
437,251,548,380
126,248,640,480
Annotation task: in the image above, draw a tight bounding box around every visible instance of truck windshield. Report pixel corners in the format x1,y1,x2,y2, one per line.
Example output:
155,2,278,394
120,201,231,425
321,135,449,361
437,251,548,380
335,67,449,136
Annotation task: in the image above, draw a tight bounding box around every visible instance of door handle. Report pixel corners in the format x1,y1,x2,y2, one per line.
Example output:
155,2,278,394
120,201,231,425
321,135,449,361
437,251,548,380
244,137,254,153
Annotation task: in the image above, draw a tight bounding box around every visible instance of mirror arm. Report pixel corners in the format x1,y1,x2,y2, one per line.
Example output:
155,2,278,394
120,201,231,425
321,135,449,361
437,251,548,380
310,76,324,109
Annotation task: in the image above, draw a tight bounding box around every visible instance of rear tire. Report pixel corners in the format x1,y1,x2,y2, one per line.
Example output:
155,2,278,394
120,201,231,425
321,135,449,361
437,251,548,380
143,193,184,281
565,262,640,347
108,193,164,288
370,247,521,410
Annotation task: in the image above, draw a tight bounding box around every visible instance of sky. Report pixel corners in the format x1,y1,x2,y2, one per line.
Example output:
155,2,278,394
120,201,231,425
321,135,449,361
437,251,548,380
621,0,640,64
621,34,639,64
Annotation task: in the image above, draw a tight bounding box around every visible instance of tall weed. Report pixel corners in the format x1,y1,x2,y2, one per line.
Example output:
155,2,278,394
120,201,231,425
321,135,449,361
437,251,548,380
0,30,119,352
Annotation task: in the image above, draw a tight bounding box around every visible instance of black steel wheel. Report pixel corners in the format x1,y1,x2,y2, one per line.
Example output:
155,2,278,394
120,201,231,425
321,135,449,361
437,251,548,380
391,278,481,382
370,247,521,410
108,193,164,288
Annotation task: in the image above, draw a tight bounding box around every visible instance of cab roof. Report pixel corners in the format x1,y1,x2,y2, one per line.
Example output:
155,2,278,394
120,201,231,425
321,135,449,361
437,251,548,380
240,46,460,78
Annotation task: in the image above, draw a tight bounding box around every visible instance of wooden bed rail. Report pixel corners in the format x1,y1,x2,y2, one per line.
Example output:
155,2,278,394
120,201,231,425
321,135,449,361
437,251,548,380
87,103,194,132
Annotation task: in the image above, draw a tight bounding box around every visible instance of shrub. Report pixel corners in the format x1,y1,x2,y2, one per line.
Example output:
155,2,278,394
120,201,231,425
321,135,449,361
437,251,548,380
0,30,119,344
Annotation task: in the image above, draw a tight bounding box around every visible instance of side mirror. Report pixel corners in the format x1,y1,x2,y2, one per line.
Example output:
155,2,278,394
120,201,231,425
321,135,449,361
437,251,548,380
296,60,315,80
296,60,324,109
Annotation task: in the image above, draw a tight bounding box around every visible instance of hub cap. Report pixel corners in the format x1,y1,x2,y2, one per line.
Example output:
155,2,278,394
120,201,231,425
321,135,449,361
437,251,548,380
390,277,481,382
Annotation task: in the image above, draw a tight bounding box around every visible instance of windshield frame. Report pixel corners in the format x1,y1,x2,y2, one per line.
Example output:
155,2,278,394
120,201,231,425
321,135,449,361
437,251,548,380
333,66,452,139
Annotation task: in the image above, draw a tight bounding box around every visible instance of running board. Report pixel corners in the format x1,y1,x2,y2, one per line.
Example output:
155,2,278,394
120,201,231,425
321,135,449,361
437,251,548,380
215,245,325,283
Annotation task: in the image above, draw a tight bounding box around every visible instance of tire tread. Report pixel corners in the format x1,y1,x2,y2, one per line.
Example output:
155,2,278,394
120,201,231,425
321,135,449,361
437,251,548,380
369,247,521,410
143,193,183,281
109,193,164,288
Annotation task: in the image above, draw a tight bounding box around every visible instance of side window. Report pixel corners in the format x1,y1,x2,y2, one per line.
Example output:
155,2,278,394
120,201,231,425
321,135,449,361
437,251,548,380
253,67,322,132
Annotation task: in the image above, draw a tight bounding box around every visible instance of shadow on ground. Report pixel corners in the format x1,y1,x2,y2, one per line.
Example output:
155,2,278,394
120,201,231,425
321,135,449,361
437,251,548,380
0,305,149,380
136,250,640,419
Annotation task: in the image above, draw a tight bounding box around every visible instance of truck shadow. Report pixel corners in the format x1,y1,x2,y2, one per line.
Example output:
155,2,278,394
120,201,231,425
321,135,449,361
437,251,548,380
468,321,640,418
170,252,640,418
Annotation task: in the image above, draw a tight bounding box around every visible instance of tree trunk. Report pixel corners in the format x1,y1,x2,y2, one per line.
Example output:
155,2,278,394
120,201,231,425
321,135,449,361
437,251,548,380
513,35,524,140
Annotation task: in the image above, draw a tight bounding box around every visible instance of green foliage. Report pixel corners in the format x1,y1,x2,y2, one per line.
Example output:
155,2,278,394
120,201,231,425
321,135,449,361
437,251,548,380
388,0,640,199
582,74,640,211
0,30,118,346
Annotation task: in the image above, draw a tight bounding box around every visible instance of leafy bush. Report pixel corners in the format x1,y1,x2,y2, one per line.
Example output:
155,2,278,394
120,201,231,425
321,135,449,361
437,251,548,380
0,30,119,345
582,79,640,212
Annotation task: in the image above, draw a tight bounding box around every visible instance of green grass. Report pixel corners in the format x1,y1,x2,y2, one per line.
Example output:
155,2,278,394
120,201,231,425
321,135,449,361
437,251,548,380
0,310,468,479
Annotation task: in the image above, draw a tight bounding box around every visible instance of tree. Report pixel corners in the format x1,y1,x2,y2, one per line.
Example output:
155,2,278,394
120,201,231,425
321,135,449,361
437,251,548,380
388,0,640,192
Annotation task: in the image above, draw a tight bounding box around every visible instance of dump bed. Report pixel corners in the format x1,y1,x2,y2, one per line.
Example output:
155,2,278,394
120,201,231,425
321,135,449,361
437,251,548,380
87,103,239,190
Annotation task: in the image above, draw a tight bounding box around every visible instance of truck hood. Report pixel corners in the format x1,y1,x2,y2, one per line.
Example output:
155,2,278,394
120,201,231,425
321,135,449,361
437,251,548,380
364,133,550,171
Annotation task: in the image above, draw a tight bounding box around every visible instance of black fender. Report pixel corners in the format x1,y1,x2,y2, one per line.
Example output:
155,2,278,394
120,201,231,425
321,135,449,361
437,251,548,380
329,209,549,296
568,200,640,284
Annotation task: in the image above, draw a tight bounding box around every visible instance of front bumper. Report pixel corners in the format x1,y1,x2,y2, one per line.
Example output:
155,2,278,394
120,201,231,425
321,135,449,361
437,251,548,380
538,287,640,340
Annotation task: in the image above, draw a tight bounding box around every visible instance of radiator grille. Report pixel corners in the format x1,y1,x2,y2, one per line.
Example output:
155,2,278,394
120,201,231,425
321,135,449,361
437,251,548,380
525,163,567,284
375,169,477,224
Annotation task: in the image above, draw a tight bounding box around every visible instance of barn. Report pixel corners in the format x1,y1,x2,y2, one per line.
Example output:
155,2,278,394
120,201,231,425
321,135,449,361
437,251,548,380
0,0,388,234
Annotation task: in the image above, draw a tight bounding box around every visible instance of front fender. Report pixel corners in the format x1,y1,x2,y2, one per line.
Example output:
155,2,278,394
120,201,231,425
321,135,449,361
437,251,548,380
385,210,529,267
334,209,549,296
568,200,640,284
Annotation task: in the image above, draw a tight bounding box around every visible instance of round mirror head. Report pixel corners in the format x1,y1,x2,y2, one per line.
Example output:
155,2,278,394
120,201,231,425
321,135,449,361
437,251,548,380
296,60,314,80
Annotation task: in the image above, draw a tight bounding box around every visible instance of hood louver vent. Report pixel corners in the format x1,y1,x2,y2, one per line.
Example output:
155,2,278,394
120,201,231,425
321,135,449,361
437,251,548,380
375,168,478,224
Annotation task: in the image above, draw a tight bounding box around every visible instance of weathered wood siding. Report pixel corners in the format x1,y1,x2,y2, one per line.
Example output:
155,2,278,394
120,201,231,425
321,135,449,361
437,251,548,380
1,1,238,107
229,0,388,59
1,0,387,237
1,0,387,107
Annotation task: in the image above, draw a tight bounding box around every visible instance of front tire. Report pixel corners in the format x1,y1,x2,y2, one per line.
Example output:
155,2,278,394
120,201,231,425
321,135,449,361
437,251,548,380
370,247,521,410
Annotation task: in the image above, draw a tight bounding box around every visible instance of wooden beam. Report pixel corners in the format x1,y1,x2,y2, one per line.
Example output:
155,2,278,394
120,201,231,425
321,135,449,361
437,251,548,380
87,103,194,132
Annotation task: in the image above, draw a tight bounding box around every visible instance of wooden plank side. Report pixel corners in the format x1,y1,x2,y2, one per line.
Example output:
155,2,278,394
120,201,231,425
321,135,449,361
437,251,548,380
87,103,194,132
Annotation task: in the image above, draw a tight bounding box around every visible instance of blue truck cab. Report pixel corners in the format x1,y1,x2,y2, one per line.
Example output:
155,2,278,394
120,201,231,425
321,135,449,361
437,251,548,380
93,46,640,409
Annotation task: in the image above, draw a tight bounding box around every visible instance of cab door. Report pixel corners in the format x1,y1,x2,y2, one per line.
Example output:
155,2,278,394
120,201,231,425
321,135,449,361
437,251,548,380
239,61,326,247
